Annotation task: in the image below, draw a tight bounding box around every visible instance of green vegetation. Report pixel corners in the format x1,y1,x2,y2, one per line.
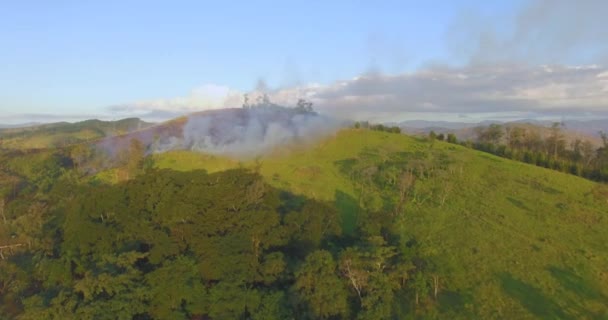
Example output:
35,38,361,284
456,123,608,182
353,121,402,134
1,127,607,319
0,118,152,149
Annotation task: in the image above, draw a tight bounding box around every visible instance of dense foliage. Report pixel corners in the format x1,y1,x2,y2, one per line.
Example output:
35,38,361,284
353,122,402,134
445,123,608,182
0,162,428,319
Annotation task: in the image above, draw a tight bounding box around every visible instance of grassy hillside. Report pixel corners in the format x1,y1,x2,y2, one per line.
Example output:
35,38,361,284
0,118,153,149
148,129,608,319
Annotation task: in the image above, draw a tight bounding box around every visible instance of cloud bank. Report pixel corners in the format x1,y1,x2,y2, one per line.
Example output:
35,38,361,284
109,64,608,123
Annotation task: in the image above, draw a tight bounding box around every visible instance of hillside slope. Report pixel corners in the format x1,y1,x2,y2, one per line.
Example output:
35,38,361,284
0,118,153,149
149,129,608,319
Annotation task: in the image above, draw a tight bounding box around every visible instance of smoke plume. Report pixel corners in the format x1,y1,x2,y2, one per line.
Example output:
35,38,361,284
146,99,342,157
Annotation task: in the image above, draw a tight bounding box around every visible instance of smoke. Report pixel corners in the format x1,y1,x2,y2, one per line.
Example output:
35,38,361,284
149,103,342,158
449,0,608,66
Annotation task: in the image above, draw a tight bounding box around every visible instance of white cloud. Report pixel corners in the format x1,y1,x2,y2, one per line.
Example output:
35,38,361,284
109,84,243,114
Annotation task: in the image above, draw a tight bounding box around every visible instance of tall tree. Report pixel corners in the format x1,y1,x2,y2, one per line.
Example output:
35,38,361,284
293,250,349,319
547,122,565,159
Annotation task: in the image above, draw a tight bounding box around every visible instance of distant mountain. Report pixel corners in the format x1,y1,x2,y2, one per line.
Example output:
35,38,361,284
561,119,608,135
0,122,42,129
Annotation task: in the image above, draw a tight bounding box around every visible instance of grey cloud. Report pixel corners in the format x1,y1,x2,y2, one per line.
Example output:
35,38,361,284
308,64,608,118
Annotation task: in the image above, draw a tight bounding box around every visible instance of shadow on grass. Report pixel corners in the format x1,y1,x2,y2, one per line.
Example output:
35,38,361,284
499,272,572,319
438,290,472,314
506,196,531,211
335,190,359,236
548,266,607,304
530,180,563,195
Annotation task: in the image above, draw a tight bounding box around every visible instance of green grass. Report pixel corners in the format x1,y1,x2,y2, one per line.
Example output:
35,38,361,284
117,128,608,318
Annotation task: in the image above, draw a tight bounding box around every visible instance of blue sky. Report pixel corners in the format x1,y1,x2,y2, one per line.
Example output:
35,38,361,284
2,0,607,123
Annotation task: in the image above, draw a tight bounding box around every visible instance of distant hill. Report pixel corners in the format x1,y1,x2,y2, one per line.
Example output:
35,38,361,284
561,119,608,135
394,119,608,135
0,122,42,129
0,118,154,149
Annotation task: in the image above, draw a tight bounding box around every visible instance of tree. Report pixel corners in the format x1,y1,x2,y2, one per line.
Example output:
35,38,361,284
506,126,525,149
293,250,349,319
598,131,608,167
446,133,457,144
296,99,314,113
476,124,504,145
429,131,437,141
571,139,583,162
412,272,429,306
601,131,608,148
145,256,207,319
580,140,596,168
339,238,400,319
394,170,415,218
523,128,543,153
70,144,92,173
126,139,145,178
437,133,445,141
547,122,565,159
339,248,368,302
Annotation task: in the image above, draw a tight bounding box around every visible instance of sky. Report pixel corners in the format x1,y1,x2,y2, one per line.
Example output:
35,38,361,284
1,0,607,124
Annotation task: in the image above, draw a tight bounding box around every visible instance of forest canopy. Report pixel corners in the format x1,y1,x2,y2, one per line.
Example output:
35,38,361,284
0,167,424,319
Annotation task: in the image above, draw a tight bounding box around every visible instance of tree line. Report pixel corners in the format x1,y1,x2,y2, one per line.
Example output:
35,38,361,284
436,123,608,182
353,122,402,134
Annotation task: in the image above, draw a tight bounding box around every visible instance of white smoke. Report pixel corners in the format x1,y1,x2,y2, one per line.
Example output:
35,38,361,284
151,104,342,157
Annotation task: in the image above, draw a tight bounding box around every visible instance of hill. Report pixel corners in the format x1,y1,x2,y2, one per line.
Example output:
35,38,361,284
0,122,42,129
0,118,154,149
146,129,608,319
0,125,606,319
